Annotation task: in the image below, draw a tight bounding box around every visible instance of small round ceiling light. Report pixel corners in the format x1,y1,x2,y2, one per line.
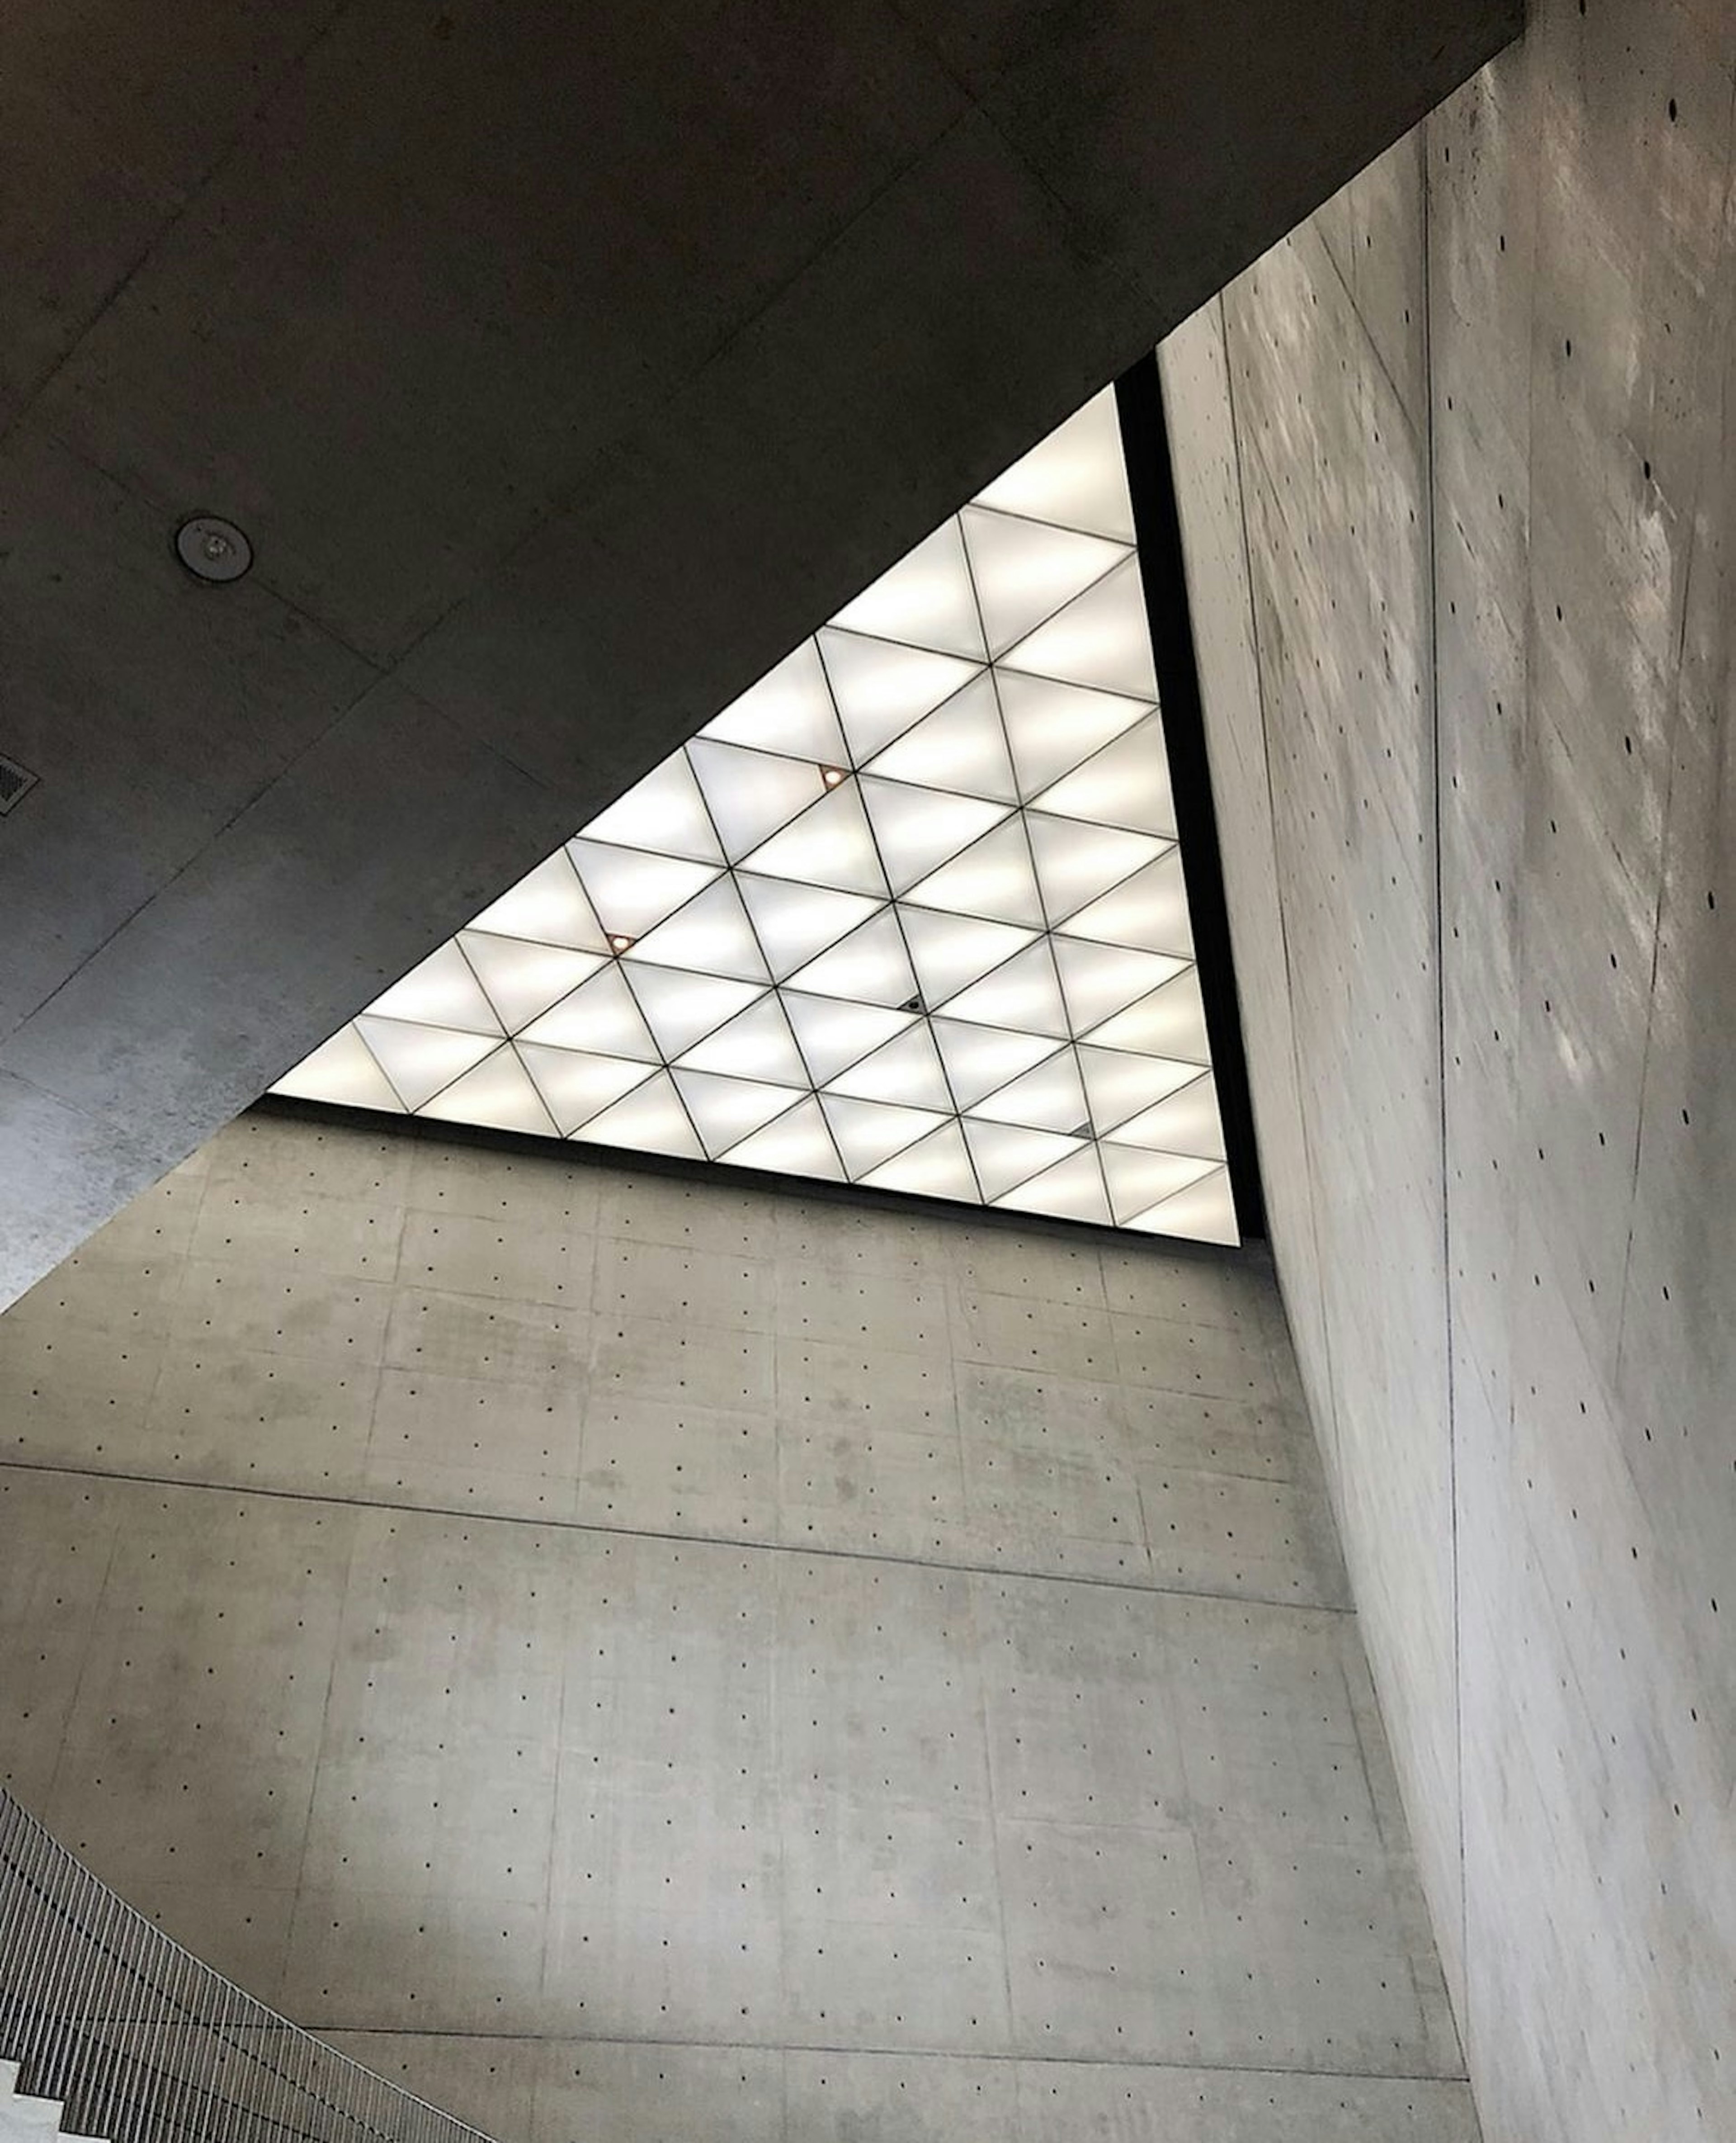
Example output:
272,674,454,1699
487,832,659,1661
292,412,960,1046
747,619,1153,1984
175,514,253,584
606,933,635,955
819,764,849,789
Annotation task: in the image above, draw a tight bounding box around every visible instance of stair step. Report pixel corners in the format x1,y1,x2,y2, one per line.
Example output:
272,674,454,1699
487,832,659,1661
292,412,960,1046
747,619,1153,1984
0,2093,64,2137
0,2104,107,2143
0,2052,115,2143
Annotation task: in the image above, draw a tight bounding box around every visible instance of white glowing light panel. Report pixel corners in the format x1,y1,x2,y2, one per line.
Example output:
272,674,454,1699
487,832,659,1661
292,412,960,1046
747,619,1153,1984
275,389,1235,1241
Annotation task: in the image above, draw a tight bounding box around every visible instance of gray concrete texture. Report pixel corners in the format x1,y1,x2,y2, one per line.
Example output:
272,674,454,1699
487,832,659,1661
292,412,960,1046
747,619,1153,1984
0,1110,1472,2139
1159,1,1736,2136
0,0,1522,1307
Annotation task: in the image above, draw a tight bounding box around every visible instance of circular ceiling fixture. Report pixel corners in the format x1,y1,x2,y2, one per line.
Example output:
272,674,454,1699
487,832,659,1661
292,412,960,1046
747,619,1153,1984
175,514,253,584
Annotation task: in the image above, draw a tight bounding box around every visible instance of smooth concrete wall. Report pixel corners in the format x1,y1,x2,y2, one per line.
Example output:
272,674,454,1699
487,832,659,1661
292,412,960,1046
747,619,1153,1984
1160,2,1736,2136
0,1108,1473,2142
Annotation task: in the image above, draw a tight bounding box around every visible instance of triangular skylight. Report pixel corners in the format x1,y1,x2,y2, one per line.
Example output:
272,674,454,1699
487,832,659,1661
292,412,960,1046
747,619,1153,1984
274,388,1236,1243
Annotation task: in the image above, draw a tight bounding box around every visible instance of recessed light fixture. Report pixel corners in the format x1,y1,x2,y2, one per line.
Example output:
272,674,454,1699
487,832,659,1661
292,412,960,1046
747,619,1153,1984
175,514,253,584
274,386,1236,1243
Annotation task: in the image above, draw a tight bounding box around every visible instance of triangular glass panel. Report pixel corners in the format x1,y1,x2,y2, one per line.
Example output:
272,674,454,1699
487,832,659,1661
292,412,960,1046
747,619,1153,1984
267,380,1235,1245
584,752,722,863
859,776,1007,894
702,639,847,764
272,1027,405,1112
370,942,502,1035
1001,555,1156,699
971,1047,1089,1132
960,505,1127,658
830,518,986,660
825,1022,953,1110
517,1043,656,1135
629,876,769,984
519,965,661,1061
899,908,1038,1008
862,1121,979,1203
930,1019,1061,1110
672,1069,805,1156
783,908,917,1008
420,1044,559,1136
1025,813,1169,926
1033,711,1176,837
962,1120,1085,1202
1101,1144,1221,1228
972,387,1136,541
573,1071,704,1160
723,1095,847,1181
470,851,609,952
1086,969,1211,1061
904,818,1045,929
818,629,981,762
567,841,720,941
1077,1045,1206,1132
995,671,1153,801
864,673,1016,802
1061,850,1192,955
624,965,764,1060
1104,1071,1226,1160
354,1017,498,1111
1126,1165,1238,1245
687,738,826,861
820,1094,949,1177
996,1146,1112,1226
1053,936,1189,1032
738,781,887,898
736,875,882,980
675,994,809,1086
781,993,915,1087
939,940,1069,1036
458,933,605,1033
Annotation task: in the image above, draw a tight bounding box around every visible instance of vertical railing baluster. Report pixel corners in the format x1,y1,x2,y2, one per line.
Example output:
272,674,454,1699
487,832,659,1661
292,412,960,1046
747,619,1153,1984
283,2004,315,2143
231,1993,259,2143
0,1815,34,2044
138,1921,176,2143
143,1920,195,2143
33,1841,85,2098
91,1890,138,2143
75,1874,122,2134
130,1919,165,2143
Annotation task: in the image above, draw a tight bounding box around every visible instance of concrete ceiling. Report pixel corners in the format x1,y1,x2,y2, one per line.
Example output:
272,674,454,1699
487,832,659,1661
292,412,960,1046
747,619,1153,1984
0,0,1518,1303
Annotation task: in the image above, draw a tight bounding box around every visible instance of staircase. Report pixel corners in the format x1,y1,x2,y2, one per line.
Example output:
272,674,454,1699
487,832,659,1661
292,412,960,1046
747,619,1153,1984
2,1788,490,2143
0,2063,104,2143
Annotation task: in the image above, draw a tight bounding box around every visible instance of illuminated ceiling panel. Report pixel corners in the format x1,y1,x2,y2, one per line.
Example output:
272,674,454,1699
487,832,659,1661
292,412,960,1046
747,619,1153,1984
275,387,1237,1244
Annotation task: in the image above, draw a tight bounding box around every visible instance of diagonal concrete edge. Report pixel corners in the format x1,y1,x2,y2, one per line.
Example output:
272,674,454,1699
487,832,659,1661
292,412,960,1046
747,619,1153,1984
0,0,1521,1303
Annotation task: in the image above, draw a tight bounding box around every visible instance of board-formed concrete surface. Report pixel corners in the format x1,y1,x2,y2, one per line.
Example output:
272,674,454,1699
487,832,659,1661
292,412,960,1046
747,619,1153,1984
0,1110,1472,2139
1160,1,1736,2136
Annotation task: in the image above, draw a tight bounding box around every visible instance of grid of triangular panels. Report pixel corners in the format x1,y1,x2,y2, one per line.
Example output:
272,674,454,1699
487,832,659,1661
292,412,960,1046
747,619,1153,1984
274,388,1234,1241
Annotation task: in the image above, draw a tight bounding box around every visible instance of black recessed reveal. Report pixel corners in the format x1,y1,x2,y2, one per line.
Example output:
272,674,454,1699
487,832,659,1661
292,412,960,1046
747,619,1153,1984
1115,356,1266,1241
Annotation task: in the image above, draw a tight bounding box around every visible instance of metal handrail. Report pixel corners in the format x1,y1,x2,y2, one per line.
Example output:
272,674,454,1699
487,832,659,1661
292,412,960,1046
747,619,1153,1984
0,1791,495,2143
